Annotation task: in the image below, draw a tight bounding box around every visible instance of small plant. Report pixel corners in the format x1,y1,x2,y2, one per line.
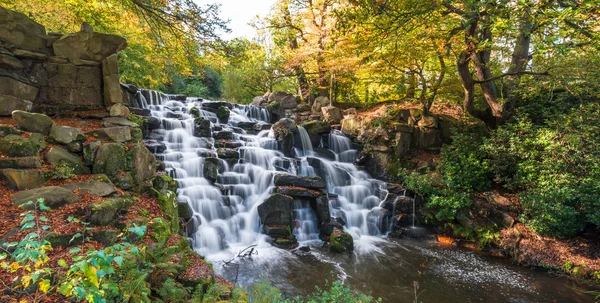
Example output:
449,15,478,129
1,198,53,298
372,118,385,127
52,161,76,180
127,113,148,125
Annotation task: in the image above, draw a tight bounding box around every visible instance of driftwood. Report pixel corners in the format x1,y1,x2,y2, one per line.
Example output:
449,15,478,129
222,244,258,266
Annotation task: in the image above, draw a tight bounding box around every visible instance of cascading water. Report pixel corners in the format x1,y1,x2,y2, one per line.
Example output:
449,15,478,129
135,91,582,303
139,92,390,256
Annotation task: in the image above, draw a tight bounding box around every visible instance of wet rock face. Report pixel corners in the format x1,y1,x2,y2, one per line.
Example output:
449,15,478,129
330,228,354,253
272,118,297,157
274,174,326,189
258,194,294,227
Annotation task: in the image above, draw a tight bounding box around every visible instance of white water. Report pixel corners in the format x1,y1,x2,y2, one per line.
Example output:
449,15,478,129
138,92,390,257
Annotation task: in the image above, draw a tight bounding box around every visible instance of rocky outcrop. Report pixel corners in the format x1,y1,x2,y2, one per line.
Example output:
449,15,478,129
0,7,128,113
1,168,48,190
321,106,344,124
341,105,453,179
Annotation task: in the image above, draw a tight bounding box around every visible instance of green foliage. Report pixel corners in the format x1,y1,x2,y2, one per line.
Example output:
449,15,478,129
52,161,76,180
1,199,52,296
128,114,148,126
427,190,472,222
483,103,600,237
439,132,491,192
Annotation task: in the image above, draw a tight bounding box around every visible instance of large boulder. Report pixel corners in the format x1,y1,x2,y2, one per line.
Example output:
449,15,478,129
83,140,102,166
1,169,48,190
92,143,127,177
0,135,39,157
12,111,54,134
53,31,127,62
11,186,80,210
330,228,354,253
276,186,321,198
272,118,297,157
49,125,84,144
0,77,38,101
257,194,293,226
86,197,134,226
273,174,326,189
62,175,116,197
130,143,157,184
321,106,344,124
109,103,129,117
45,146,90,174
417,115,438,128
311,96,330,114
0,95,32,116
0,7,51,54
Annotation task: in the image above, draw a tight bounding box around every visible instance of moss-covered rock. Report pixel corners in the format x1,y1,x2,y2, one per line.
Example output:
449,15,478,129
12,110,54,135
87,197,134,226
91,229,119,246
330,228,354,253
157,190,180,235
178,201,193,220
29,133,46,151
130,127,143,142
114,172,135,190
93,143,127,177
0,135,38,156
193,117,212,138
152,174,179,193
203,157,219,184
83,140,102,166
272,118,297,157
0,126,21,137
189,107,201,118
45,146,90,174
46,233,78,247
216,106,230,123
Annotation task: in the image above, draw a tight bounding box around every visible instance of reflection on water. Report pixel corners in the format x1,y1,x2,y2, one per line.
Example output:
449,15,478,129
212,238,591,303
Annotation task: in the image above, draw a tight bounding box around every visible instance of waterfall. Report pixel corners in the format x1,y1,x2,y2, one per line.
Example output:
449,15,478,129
141,91,389,256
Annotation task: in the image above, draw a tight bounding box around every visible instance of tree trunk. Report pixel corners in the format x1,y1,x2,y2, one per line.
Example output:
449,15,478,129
407,71,416,98
289,38,310,103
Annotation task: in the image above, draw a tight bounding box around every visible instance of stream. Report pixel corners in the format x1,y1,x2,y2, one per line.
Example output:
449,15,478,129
138,91,589,303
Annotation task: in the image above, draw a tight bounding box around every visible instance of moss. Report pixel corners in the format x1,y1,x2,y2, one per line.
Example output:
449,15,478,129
153,174,179,193
0,135,38,157
330,229,354,253
216,106,230,123
127,113,148,125
88,197,135,226
189,107,201,118
157,190,180,235
130,127,143,142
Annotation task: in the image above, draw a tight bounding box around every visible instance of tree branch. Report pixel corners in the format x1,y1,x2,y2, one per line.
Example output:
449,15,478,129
473,70,550,84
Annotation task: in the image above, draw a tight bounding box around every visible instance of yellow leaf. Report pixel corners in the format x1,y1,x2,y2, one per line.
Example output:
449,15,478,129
39,279,51,293
21,275,32,288
9,262,20,273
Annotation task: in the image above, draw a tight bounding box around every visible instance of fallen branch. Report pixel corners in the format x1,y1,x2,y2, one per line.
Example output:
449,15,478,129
222,244,258,266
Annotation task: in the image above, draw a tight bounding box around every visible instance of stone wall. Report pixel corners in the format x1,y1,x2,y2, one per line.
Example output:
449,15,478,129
0,7,126,115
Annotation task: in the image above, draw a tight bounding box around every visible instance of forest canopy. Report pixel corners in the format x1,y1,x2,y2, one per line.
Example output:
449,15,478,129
4,0,599,127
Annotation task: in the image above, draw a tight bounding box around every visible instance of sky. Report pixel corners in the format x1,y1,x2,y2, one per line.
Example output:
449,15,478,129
206,0,277,39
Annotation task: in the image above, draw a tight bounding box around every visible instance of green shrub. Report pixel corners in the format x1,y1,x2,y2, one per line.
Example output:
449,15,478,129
427,190,472,222
484,103,600,237
439,132,490,192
